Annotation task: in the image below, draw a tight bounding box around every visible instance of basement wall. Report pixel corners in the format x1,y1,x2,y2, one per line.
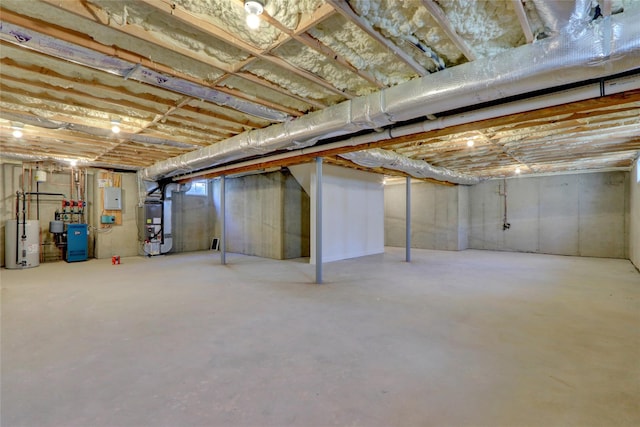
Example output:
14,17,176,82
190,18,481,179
0,161,100,266
630,158,640,269
468,171,630,258
384,181,469,251
305,164,384,264
92,171,139,259
211,170,309,260
171,182,216,253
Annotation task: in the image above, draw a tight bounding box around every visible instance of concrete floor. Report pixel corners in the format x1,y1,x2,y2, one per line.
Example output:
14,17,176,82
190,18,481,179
1,248,639,427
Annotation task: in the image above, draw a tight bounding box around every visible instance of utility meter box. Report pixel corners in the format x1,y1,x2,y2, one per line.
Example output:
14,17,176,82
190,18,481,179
104,187,122,210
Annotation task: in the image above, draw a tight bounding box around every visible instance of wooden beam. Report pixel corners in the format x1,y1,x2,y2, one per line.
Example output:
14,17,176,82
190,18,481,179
0,53,267,131
39,0,236,73
248,1,384,89
510,0,534,43
139,0,353,99
296,33,384,88
174,89,640,181
421,0,477,60
326,0,429,76
235,72,326,110
388,90,640,151
0,7,299,118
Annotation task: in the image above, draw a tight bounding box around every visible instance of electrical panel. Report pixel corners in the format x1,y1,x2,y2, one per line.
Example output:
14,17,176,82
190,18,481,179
104,187,122,210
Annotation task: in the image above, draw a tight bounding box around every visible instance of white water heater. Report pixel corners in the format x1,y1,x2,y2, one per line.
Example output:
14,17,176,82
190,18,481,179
4,220,40,269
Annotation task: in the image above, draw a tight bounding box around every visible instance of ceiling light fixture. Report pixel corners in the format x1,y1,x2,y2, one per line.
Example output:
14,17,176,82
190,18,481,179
515,166,521,174
466,139,474,147
111,118,121,134
244,0,264,29
12,123,24,138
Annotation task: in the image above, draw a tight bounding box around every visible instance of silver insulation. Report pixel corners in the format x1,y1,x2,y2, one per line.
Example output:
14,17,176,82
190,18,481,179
339,149,480,185
0,21,289,122
0,112,196,149
0,152,138,170
531,0,587,35
138,6,640,182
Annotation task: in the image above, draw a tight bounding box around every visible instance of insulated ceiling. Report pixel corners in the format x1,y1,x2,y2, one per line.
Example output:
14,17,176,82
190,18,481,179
0,0,639,182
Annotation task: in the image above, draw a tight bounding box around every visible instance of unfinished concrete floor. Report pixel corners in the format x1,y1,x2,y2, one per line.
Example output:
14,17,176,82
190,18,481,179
2,248,639,427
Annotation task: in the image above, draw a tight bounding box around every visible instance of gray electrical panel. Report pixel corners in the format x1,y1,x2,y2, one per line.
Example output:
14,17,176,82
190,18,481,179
104,187,122,210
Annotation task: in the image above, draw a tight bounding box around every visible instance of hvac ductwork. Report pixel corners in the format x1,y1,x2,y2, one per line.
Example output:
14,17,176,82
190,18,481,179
139,7,640,182
340,149,480,185
0,21,289,123
0,112,197,149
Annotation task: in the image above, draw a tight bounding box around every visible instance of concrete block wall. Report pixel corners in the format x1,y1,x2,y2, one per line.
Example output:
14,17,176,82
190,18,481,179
630,158,640,269
211,170,309,260
384,181,469,251
468,171,630,258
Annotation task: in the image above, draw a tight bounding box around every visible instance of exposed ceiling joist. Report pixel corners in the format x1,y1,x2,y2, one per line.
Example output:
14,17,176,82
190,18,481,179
420,0,477,61
139,0,354,99
326,0,429,76
510,0,534,43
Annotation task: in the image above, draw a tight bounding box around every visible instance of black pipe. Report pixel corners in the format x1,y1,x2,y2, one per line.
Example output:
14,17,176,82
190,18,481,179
21,191,26,240
23,192,66,197
36,181,40,220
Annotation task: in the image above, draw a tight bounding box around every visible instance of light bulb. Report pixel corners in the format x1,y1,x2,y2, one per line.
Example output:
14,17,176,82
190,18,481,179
111,124,120,134
467,140,474,147
515,167,521,174
246,13,261,29
12,129,23,138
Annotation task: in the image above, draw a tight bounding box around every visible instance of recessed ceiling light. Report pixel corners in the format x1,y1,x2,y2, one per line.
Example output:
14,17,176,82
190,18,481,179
467,139,474,147
12,129,23,138
515,166,521,174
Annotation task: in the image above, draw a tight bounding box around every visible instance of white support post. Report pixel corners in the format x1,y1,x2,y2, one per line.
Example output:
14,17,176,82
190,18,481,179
406,176,411,262
315,157,323,284
220,175,226,265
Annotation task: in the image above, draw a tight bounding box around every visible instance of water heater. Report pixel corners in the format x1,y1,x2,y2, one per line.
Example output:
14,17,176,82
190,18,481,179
4,220,40,269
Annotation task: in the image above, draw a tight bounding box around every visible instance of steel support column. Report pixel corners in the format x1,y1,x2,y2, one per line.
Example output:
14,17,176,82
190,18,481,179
220,175,226,265
315,157,323,284
406,176,411,262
